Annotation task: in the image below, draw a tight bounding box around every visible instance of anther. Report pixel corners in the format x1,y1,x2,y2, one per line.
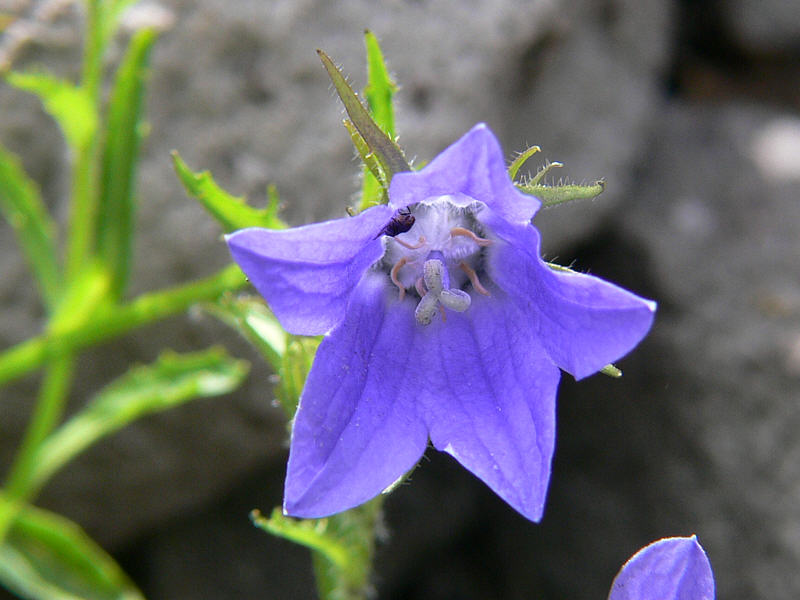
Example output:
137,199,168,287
449,227,493,247
390,257,409,300
393,235,427,250
459,261,491,296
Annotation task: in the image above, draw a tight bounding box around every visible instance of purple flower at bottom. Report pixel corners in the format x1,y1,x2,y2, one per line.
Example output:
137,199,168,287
226,124,656,521
609,536,715,600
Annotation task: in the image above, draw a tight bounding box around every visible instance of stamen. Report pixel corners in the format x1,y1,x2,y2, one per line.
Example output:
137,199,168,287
415,292,439,326
393,235,427,250
450,227,493,247
390,257,409,300
459,262,491,296
439,304,447,322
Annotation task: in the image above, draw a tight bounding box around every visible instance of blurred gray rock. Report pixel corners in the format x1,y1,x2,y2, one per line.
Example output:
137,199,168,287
723,0,800,53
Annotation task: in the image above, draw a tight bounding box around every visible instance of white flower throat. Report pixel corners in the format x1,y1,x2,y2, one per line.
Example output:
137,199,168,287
379,197,493,325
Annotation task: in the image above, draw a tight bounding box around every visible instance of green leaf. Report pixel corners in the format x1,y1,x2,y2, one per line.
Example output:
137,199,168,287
357,31,398,210
0,142,61,310
317,49,411,181
0,497,144,600
5,72,98,153
202,295,287,371
507,146,541,181
252,499,382,600
95,28,158,301
26,348,248,491
172,151,287,232
363,30,396,141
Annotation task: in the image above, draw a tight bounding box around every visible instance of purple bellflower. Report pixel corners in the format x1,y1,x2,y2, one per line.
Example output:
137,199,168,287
609,536,715,600
226,124,656,521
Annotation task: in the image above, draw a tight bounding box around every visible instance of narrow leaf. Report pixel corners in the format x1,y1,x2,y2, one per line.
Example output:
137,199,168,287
96,28,158,301
358,31,398,210
317,49,411,180
5,72,98,153
0,142,61,310
507,145,541,180
363,30,396,140
27,348,248,490
172,152,287,231
202,295,287,371
0,497,144,600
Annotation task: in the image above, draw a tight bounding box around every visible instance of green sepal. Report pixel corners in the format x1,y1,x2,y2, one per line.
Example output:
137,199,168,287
277,336,320,417
26,348,248,492
317,49,411,181
0,495,145,600
95,27,158,301
172,151,286,232
252,497,383,600
519,179,606,208
600,363,622,378
507,146,541,181
5,71,98,153
0,142,61,310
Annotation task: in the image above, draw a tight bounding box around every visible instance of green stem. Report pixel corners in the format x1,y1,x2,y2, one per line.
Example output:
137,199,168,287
0,264,247,388
0,356,75,543
65,0,103,283
3,356,75,500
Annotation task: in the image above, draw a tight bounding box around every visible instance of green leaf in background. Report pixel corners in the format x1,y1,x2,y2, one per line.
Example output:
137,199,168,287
5,72,98,153
202,295,318,418
0,496,144,600
0,143,61,310
317,49,411,182
95,27,158,301
26,348,249,492
363,31,396,141
359,31,398,209
172,152,287,232
203,295,286,371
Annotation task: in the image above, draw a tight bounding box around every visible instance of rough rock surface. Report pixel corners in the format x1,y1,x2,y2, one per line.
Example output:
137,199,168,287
1,0,798,599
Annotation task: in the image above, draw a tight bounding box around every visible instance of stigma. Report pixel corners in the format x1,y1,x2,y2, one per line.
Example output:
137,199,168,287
377,196,493,325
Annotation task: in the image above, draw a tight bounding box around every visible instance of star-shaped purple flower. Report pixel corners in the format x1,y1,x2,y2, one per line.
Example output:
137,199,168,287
610,536,715,600
227,124,655,521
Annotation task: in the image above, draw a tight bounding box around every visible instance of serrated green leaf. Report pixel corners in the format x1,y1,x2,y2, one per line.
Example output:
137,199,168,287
0,142,61,310
172,151,287,232
0,497,144,600
26,348,248,491
5,72,98,153
317,49,410,182
95,28,157,301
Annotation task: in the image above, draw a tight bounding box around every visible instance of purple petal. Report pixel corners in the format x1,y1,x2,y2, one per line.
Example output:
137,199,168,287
283,272,428,518
483,211,656,380
226,205,392,335
389,123,540,223
609,536,715,600
414,290,560,522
